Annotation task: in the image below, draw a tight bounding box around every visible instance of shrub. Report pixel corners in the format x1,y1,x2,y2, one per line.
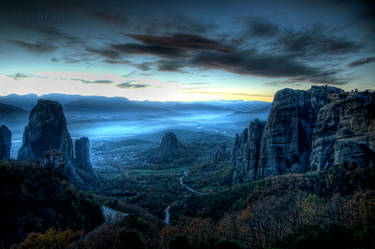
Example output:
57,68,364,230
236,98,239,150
17,227,81,249
168,235,193,249
118,228,145,249
216,239,243,249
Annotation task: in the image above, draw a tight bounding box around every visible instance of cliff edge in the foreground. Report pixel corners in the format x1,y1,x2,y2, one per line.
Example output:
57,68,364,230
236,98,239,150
232,86,375,183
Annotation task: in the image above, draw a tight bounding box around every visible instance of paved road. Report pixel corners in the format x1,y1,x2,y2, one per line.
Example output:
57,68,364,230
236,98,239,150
102,206,128,223
164,170,203,224
164,206,170,224
179,170,203,195
84,206,128,239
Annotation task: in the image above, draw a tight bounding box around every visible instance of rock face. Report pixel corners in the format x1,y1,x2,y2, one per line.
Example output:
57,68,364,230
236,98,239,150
231,86,375,183
75,137,92,172
0,125,11,160
17,100,96,189
258,86,344,178
149,132,187,163
232,119,265,183
311,92,375,170
74,137,98,184
213,144,229,162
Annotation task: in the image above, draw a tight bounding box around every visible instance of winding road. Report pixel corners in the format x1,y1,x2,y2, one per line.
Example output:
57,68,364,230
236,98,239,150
102,206,128,223
164,170,202,224
179,170,203,195
85,206,128,239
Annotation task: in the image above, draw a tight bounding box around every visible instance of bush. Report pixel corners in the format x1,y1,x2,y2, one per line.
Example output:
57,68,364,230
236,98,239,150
17,227,81,249
118,228,145,249
216,239,243,249
168,235,193,249
269,224,375,249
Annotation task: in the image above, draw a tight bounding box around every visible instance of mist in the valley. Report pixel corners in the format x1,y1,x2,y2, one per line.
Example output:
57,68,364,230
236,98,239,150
0,94,271,162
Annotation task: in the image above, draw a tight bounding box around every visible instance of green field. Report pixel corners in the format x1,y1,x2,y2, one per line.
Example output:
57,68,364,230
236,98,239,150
129,167,189,176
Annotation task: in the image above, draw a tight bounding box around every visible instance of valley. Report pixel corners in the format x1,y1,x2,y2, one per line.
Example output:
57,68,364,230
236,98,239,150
0,86,374,249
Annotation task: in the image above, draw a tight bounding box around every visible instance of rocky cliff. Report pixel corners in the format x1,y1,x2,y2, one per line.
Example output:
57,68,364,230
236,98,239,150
232,119,265,183
232,86,374,183
17,100,96,189
0,125,11,160
258,86,344,178
148,132,187,163
75,136,98,184
311,92,375,170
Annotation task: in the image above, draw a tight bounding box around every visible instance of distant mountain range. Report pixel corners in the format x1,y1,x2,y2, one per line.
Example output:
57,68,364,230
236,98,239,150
229,104,272,116
0,103,28,119
0,93,271,114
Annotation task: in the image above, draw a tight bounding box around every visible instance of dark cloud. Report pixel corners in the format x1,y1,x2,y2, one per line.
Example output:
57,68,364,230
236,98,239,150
278,25,362,56
84,10,128,25
127,33,234,53
70,78,113,84
28,25,81,44
157,60,185,72
1,37,57,53
134,62,152,71
111,43,188,58
116,82,149,89
63,57,83,63
6,73,32,80
92,80,113,84
105,59,132,64
246,18,279,38
107,33,233,59
348,57,375,67
6,72,48,80
190,51,317,77
136,15,216,35
86,47,122,60
189,51,345,85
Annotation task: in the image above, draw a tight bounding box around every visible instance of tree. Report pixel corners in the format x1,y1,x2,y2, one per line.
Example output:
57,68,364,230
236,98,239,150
118,228,145,249
168,235,193,249
216,239,243,249
17,228,81,249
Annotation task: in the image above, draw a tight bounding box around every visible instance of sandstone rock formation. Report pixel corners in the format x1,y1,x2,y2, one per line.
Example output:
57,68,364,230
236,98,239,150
213,144,229,162
149,132,187,163
311,91,375,170
75,137,92,172
232,86,374,183
232,119,265,183
75,137,98,184
0,125,11,160
258,86,343,178
17,100,97,189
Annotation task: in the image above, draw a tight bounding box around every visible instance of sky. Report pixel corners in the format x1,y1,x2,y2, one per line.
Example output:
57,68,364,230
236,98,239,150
0,0,374,102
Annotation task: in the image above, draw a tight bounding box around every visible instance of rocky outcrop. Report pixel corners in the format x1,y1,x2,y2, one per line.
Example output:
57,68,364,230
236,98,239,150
17,100,96,189
75,137,98,184
148,132,187,163
258,86,343,178
231,86,375,183
213,144,229,162
311,92,375,170
0,125,11,160
75,137,92,172
232,119,265,183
